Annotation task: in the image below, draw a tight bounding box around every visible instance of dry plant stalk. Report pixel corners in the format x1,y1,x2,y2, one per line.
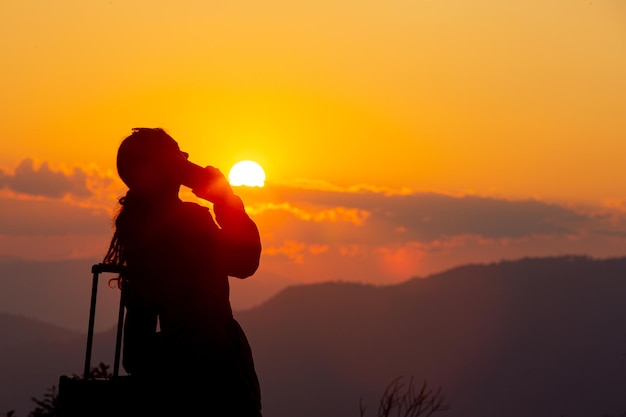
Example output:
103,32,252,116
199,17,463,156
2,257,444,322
360,376,448,417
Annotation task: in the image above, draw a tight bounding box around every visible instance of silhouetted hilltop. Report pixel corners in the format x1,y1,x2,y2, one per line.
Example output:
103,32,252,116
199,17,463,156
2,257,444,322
2,255,625,417
238,255,626,417
0,317,119,417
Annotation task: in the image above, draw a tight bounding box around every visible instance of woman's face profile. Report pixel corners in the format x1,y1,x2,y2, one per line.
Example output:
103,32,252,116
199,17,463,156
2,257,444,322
117,128,189,193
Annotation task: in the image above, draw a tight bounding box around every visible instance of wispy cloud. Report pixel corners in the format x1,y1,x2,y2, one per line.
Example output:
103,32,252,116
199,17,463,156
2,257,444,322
0,159,91,198
1,167,625,283
239,182,621,244
0,196,111,236
0,159,118,259
0,159,120,202
236,181,626,282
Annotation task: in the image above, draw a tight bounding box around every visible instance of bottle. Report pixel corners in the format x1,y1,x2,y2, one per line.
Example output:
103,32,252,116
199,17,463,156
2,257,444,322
174,158,217,194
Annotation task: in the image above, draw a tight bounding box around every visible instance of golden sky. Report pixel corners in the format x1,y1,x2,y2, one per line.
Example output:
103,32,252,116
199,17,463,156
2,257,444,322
2,0,624,203
0,0,625,301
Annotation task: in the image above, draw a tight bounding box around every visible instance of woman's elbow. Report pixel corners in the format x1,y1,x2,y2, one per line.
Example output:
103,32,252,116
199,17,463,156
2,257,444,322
229,247,261,278
230,259,260,279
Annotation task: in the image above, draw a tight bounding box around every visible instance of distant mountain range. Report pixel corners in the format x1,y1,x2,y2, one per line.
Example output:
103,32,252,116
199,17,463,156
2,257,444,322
1,255,626,417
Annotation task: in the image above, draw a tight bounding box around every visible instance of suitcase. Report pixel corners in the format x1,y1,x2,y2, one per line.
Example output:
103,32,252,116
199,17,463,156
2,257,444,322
57,263,138,417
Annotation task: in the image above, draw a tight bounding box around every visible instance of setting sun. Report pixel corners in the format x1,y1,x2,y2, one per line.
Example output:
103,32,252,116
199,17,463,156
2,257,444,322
228,160,266,187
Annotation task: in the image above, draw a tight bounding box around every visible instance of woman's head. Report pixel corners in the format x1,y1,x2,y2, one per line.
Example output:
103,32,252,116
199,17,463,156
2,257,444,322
117,128,188,192
105,128,187,267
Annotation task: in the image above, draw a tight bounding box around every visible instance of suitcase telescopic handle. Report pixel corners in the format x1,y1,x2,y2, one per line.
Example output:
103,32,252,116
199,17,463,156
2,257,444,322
84,263,127,379
91,263,125,275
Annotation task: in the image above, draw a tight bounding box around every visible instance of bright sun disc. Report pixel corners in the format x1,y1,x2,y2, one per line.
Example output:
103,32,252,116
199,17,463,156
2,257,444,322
228,160,266,187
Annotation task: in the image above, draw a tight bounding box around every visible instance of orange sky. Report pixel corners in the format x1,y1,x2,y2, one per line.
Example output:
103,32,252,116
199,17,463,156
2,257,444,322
0,0,625,302
2,0,625,203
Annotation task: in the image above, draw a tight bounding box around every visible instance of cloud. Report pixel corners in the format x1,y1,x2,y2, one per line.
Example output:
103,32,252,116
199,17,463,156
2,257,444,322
223,182,626,283
0,159,123,261
1,176,624,282
0,196,111,236
0,159,114,199
239,183,622,246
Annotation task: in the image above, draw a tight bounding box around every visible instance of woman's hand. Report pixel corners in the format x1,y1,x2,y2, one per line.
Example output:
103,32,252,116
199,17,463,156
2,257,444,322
191,166,235,203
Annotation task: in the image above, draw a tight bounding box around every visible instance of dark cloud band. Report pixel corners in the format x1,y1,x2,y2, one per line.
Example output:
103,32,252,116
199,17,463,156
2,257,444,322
240,184,624,244
0,159,92,199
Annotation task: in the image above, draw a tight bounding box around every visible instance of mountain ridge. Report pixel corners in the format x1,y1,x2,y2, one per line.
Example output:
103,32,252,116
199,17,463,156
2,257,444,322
237,255,626,417
2,254,625,417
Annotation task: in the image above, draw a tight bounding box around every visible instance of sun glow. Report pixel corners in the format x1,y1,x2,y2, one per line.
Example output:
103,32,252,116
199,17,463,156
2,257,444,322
228,160,266,187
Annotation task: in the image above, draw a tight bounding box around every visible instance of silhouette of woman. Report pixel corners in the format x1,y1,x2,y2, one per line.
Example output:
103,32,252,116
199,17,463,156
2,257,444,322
104,128,262,416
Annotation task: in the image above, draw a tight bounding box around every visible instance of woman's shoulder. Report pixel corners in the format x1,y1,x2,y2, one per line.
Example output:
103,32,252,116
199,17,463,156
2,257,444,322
181,201,221,224
166,201,217,233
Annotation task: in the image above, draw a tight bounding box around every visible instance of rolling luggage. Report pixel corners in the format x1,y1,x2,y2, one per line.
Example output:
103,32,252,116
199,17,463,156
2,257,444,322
56,263,138,417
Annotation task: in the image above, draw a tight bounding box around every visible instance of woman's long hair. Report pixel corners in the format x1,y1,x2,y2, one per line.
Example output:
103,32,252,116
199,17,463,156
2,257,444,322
104,128,172,262
104,127,179,286
103,196,129,267
103,190,151,287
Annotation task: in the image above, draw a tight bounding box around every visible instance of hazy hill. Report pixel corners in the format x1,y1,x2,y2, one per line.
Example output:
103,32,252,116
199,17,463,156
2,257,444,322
238,255,626,417
0,258,114,332
0,317,119,417
1,255,626,417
